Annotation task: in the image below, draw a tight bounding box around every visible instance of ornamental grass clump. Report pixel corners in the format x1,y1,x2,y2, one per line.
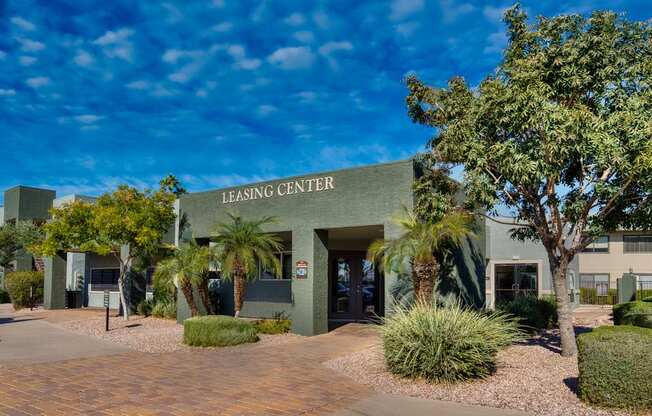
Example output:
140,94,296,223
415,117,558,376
381,301,523,383
184,315,259,347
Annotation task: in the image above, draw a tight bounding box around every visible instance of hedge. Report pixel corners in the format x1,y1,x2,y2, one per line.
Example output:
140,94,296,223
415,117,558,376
0,288,10,303
4,271,44,310
183,315,259,347
577,326,652,410
613,301,652,328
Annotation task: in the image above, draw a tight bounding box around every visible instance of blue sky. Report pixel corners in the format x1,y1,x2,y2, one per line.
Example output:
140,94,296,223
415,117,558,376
1,0,650,204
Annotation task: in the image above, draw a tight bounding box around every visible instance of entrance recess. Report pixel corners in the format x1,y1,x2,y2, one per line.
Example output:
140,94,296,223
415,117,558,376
329,251,383,325
494,263,538,304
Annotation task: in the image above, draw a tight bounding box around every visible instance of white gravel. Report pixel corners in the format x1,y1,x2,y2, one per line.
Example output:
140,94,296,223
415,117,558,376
54,314,303,353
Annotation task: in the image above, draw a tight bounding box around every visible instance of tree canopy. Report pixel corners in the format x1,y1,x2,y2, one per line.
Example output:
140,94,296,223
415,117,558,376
0,221,44,270
406,6,652,356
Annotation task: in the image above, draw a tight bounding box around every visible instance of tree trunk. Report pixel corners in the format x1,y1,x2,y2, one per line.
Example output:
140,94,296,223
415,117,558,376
118,261,130,321
179,277,199,317
550,260,577,357
413,259,438,303
234,272,245,318
197,276,212,314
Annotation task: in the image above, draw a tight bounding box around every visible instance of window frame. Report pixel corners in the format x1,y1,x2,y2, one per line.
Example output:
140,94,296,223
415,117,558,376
623,234,652,254
258,251,293,281
582,235,609,253
89,267,121,292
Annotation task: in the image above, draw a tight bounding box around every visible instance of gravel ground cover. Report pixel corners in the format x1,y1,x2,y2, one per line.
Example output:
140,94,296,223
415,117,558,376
54,314,303,353
324,308,637,416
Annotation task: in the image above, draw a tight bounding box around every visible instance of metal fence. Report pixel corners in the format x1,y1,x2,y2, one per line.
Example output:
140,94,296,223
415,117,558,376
636,280,652,301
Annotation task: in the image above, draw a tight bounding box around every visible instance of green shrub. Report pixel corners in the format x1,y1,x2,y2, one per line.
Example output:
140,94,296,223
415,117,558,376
577,326,652,410
613,301,652,328
151,300,176,319
0,288,10,303
183,315,259,347
5,271,44,310
137,299,154,317
643,295,652,303
254,318,292,334
497,294,558,331
638,290,652,301
381,301,524,382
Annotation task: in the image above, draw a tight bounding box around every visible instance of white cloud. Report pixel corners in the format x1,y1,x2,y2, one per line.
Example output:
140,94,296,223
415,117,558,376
162,48,203,63
318,41,353,56
94,28,134,61
284,13,305,26
268,46,315,70
237,58,261,70
74,50,94,67
440,1,474,23
390,0,424,21
169,60,204,83
78,156,96,169
484,30,507,54
11,17,36,31
19,56,37,66
227,44,245,59
0,51,6,60
94,28,134,46
212,22,233,32
80,125,100,132
257,105,277,116
293,31,314,43
396,21,419,37
295,91,317,103
483,5,509,23
126,80,150,90
312,10,330,28
17,38,45,52
0,89,16,97
225,44,261,70
196,89,208,97
26,76,50,88
212,0,225,7
74,114,102,124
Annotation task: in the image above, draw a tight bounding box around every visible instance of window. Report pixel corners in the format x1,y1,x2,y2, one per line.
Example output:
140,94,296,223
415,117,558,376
260,252,292,280
90,268,120,291
582,235,609,253
624,235,652,253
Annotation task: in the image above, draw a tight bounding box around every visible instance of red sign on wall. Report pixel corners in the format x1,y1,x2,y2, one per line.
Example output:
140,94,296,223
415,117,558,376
296,260,308,279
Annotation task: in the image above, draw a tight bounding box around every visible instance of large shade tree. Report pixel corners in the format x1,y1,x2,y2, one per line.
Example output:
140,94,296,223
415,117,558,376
211,214,282,317
33,180,177,319
0,221,43,273
406,6,652,356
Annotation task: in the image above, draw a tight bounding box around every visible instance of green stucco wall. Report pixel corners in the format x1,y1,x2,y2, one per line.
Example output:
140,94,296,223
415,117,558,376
3,186,55,222
177,160,416,335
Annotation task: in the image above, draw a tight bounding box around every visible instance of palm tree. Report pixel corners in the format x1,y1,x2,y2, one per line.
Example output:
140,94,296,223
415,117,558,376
153,240,214,317
211,213,282,317
368,207,473,302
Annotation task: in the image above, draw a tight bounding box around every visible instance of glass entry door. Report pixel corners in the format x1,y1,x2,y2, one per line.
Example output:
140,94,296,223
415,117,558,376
494,263,538,304
329,252,383,322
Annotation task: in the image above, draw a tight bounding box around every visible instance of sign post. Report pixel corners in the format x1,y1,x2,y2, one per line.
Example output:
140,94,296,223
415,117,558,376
103,290,110,332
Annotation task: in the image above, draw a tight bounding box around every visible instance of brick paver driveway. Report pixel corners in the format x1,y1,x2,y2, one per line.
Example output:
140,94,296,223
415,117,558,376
0,311,378,416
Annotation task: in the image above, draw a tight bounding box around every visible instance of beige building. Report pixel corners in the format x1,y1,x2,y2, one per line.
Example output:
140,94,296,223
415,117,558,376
578,232,652,293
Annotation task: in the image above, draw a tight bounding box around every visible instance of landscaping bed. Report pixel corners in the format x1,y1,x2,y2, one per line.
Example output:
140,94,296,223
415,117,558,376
52,313,302,353
324,331,631,416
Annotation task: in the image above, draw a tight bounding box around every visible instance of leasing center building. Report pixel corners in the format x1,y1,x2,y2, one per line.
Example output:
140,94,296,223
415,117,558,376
176,159,484,335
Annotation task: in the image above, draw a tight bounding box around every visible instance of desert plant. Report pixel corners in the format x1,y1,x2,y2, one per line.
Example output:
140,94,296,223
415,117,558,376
613,301,652,328
254,313,292,334
389,277,461,311
151,300,176,319
497,295,558,331
578,326,652,410
4,271,44,310
381,300,523,382
183,315,259,347
368,207,473,302
154,240,215,317
211,213,282,317
137,299,154,317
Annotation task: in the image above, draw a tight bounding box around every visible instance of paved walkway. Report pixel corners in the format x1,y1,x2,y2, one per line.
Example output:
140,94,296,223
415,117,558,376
0,306,530,416
0,304,128,369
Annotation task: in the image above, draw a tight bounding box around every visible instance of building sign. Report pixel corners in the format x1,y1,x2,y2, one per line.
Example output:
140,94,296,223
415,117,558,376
295,260,308,279
221,176,335,204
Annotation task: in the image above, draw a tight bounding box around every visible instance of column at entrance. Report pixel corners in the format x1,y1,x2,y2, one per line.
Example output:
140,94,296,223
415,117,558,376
44,253,67,309
291,228,328,336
